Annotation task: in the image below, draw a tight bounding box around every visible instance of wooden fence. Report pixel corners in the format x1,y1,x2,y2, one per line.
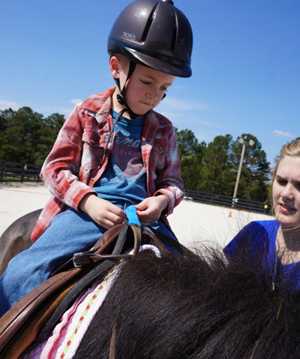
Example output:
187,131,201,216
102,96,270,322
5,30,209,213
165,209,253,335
184,189,271,215
0,161,271,214
0,161,41,182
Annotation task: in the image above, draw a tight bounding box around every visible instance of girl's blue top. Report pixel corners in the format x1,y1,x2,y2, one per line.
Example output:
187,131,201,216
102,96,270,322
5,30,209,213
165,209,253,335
224,220,300,292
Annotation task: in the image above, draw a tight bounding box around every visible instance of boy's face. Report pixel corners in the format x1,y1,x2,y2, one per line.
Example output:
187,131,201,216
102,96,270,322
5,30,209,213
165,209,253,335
111,55,175,115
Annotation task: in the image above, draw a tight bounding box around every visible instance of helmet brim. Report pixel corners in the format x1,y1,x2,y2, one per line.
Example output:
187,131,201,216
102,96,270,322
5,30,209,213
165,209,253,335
125,47,192,78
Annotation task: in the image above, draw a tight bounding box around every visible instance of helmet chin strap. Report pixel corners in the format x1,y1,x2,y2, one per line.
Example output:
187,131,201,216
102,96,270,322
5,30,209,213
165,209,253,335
113,59,167,118
114,60,139,118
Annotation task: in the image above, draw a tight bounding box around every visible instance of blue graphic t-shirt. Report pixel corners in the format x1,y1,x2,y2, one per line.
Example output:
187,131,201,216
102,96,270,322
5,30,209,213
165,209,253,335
94,110,148,207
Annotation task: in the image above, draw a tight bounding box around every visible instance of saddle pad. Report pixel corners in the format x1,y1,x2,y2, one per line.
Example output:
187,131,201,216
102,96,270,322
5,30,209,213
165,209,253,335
24,245,161,358
41,265,120,359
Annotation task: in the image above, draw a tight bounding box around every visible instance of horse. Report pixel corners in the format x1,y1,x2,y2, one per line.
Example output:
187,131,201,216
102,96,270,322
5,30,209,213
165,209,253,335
0,209,41,274
1,212,300,358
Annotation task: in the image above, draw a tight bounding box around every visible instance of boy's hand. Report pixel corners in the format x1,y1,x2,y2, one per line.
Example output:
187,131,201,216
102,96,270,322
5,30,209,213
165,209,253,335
136,195,169,224
79,194,125,229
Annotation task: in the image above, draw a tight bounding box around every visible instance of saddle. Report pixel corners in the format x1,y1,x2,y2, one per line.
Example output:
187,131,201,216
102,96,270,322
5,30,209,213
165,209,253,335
0,207,183,358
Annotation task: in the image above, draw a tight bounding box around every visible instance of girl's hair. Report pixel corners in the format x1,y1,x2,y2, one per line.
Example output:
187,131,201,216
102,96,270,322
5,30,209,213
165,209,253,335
273,137,300,179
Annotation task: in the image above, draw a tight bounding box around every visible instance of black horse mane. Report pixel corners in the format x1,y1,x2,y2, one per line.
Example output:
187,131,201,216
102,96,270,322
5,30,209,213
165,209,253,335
73,247,300,359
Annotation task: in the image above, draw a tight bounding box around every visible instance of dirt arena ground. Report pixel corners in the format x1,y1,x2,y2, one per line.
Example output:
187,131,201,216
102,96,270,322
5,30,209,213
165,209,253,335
0,183,273,249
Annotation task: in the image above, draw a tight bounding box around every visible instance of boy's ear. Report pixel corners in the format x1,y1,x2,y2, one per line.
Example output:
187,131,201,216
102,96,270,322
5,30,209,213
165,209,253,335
109,56,121,79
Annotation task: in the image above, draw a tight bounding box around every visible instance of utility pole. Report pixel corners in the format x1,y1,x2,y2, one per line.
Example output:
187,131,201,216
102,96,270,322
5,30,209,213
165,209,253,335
232,136,255,207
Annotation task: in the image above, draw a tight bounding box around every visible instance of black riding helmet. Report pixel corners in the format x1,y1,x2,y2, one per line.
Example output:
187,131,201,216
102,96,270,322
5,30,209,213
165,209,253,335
108,0,193,116
108,0,193,78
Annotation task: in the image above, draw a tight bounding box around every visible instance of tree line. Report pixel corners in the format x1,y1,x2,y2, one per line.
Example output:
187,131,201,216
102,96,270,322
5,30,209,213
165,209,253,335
176,129,271,203
0,107,64,167
0,107,271,203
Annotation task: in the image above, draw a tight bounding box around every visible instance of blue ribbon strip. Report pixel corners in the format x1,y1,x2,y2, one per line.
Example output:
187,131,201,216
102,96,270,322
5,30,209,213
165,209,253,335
125,205,141,226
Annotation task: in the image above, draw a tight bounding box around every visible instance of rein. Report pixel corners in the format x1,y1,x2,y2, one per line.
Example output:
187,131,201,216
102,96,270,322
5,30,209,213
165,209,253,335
73,206,143,268
73,224,142,268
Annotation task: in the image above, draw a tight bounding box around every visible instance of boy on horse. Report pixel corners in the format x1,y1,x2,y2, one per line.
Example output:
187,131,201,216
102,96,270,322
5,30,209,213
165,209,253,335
0,0,193,316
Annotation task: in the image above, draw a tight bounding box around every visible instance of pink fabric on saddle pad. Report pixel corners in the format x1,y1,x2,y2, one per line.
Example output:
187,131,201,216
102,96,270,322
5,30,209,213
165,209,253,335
22,266,119,359
21,287,93,359
23,245,160,358
42,266,120,358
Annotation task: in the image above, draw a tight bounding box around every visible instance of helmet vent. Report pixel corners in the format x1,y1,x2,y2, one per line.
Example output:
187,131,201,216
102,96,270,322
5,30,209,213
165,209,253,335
140,3,158,42
172,9,179,51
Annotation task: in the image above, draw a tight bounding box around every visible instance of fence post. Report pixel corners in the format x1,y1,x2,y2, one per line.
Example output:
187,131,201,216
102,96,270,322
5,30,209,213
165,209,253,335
21,164,27,182
0,165,3,182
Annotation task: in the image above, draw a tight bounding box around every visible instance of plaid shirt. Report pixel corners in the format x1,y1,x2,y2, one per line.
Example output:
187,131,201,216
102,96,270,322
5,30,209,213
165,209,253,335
31,88,184,241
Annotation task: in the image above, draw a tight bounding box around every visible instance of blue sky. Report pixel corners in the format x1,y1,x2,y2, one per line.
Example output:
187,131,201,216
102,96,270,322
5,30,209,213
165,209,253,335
0,1,299,165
